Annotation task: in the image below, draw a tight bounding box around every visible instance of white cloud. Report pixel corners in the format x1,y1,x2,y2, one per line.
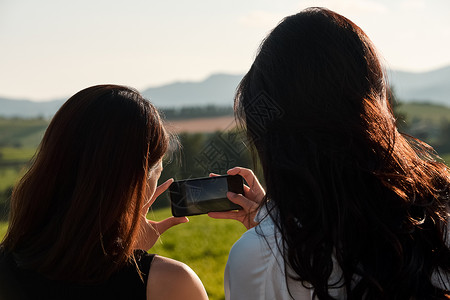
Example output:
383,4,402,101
238,10,285,28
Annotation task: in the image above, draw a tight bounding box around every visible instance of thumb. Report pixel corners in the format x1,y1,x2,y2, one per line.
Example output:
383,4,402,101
152,216,189,235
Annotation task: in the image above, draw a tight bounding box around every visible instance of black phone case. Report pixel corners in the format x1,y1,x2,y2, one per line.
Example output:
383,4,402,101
169,175,244,217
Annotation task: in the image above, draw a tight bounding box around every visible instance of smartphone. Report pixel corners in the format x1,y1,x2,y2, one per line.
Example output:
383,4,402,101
169,175,244,217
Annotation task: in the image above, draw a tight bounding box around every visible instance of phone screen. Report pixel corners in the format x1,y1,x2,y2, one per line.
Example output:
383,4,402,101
184,177,228,203
169,175,243,217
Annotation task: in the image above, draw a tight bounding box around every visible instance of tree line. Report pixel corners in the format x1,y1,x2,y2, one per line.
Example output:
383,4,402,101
1,100,449,220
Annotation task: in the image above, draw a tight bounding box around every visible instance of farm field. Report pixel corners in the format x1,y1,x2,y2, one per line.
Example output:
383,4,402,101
0,207,245,300
0,118,47,148
164,115,236,133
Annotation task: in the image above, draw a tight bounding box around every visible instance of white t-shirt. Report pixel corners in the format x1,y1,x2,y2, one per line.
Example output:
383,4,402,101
224,209,346,300
225,208,450,300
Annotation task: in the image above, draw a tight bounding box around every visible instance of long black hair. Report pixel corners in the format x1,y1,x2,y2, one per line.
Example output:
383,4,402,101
235,7,450,299
2,85,168,283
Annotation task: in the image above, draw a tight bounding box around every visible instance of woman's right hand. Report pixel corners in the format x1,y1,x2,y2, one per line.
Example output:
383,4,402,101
208,167,265,230
135,178,189,251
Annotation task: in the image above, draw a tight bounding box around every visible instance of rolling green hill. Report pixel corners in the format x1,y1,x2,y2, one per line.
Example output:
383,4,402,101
397,102,450,124
0,102,448,149
0,102,449,217
0,117,48,148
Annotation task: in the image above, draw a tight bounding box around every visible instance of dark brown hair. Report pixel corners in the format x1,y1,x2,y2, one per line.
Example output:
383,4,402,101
235,7,450,299
2,85,168,283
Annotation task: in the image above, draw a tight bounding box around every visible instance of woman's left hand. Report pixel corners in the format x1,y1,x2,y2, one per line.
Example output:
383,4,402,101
134,178,189,251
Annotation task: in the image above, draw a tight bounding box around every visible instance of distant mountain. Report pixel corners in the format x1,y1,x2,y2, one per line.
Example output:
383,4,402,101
142,67,450,107
0,97,64,118
141,73,242,107
0,67,449,117
388,66,450,105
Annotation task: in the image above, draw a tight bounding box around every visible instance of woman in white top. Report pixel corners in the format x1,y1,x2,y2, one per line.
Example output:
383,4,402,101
210,7,450,299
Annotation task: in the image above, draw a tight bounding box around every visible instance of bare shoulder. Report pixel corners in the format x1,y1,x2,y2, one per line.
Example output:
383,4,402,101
147,255,208,300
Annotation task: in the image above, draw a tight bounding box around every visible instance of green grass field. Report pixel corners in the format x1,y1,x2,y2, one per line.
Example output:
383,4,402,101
0,111,448,299
0,118,48,148
0,167,22,191
0,147,36,163
441,153,450,165
0,222,7,240
148,208,245,299
0,147,34,191
0,208,245,300
398,102,450,124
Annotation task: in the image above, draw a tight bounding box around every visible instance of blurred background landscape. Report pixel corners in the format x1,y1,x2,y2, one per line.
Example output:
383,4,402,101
1,1,449,299
1,68,450,218
1,68,450,300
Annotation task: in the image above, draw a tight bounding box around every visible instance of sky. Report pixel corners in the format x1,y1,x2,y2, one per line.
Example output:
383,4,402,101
1,0,449,101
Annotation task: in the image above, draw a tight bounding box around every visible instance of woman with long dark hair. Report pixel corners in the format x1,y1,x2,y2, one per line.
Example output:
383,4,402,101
0,85,208,300
210,7,450,299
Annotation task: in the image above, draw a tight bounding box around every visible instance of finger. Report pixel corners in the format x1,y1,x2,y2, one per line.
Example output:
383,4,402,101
241,184,262,202
243,183,265,202
228,167,265,201
209,210,255,230
208,210,246,220
152,178,174,200
152,216,189,235
227,167,263,193
227,192,258,211
153,179,174,200
243,184,251,194
209,172,221,177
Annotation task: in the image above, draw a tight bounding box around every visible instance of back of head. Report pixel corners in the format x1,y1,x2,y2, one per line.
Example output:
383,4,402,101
238,7,385,154
235,7,450,299
2,85,168,283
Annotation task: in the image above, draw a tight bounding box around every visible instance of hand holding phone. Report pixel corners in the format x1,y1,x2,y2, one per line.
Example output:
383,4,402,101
169,175,244,217
208,167,266,230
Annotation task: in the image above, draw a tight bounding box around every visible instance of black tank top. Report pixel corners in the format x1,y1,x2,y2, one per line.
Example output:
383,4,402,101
0,248,155,300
